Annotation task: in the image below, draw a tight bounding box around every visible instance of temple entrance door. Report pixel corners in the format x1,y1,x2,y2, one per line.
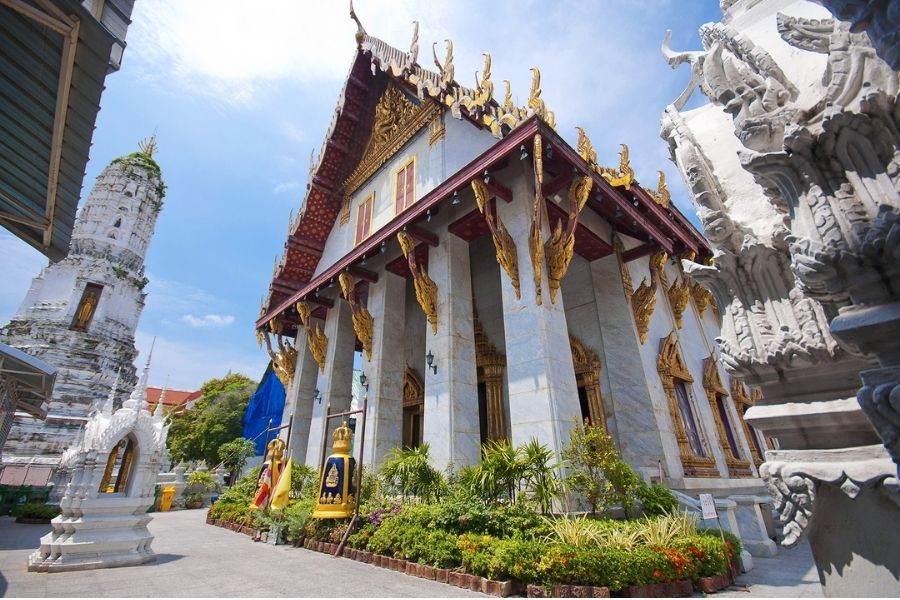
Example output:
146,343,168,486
577,386,591,424
402,368,424,448
474,315,507,443
477,382,488,446
569,335,606,429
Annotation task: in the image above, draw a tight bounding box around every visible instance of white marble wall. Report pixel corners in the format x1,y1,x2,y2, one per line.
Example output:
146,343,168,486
362,271,406,467
423,227,480,470
305,300,355,468
494,167,581,461
282,327,319,465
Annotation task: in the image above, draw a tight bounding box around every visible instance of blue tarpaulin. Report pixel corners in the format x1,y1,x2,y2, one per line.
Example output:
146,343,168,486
242,363,286,456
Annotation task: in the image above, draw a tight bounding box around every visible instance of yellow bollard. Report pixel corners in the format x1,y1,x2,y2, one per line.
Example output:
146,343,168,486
158,486,176,512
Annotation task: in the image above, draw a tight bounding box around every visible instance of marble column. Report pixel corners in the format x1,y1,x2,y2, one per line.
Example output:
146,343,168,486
304,299,354,469
280,327,319,465
363,271,406,467
495,167,581,461
423,229,480,470
589,255,671,476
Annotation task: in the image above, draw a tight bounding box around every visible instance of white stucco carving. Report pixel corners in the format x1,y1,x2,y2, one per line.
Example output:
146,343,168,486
27,351,168,572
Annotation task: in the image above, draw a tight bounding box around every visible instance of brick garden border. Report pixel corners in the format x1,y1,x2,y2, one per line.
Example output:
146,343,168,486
207,516,735,597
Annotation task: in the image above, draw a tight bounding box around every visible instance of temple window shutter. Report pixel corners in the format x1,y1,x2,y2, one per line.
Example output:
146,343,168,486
355,193,374,245
394,158,415,214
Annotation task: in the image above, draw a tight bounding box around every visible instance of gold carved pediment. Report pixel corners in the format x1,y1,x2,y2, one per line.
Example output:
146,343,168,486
343,82,440,202
403,367,424,407
657,331,692,383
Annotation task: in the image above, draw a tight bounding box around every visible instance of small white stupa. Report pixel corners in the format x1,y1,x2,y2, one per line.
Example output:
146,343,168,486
28,346,169,572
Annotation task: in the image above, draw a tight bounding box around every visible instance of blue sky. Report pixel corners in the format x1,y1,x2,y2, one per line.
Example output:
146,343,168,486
0,0,723,391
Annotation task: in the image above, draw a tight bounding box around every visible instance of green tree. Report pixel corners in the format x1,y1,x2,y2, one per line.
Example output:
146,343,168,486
218,437,257,478
562,419,642,516
167,373,255,467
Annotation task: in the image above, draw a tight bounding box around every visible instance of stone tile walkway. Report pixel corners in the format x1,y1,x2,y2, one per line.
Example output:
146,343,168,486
0,509,823,597
717,541,823,598
0,510,483,597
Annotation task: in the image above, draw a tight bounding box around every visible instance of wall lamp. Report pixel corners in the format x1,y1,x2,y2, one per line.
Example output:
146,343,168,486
314,388,322,404
359,371,369,391
426,350,437,375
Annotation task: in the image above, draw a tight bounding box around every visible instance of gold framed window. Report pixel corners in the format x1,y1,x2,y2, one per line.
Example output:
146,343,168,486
657,331,719,477
394,157,416,215
354,193,374,246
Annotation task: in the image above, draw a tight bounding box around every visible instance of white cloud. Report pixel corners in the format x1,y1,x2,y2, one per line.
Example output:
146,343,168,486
273,181,302,194
180,314,235,328
135,330,266,390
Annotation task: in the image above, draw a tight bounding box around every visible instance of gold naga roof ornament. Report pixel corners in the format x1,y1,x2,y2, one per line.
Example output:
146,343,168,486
545,174,593,303
295,300,328,373
472,178,521,299
647,170,671,207
612,235,634,299
598,144,635,190
529,134,545,306
263,320,298,387
338,272,375,360
433,39,454,90
527,68,556,130
631,249,668,344
668,275,691,329
398,230,439,334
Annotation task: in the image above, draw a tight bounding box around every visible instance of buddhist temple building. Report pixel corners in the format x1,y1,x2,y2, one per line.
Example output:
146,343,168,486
257,8,775,556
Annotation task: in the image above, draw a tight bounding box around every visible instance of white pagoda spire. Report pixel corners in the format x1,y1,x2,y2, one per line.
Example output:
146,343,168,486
153,375,168,421
124,338,154,412
102,368,122,416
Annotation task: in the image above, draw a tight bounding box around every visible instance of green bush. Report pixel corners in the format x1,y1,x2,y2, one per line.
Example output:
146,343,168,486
207,466,260,522
562,420,642,516
458,534,547,582
636,483,678,517
187,470,220,492
13,501,60,520
676,534,730,577
283,498,316,542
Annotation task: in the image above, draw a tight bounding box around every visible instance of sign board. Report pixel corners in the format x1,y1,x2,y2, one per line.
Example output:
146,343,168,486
699,493,717,520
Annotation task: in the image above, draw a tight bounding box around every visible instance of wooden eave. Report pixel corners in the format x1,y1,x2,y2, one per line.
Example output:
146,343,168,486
258,115,711,332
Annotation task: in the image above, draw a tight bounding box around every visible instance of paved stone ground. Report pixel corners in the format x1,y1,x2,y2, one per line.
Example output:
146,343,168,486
0,510,483,597
0,509,823,598
717,541,823,598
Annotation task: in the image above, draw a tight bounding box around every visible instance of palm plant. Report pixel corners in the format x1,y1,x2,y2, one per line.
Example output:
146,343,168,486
519,438,562,514
379,443,446,502
476,439,522,503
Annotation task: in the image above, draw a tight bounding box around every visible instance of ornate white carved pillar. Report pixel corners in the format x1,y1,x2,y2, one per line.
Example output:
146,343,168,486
304,300,354,469
423,229,480,470
281,327,319,465
363,271,406,467
495,168,581,461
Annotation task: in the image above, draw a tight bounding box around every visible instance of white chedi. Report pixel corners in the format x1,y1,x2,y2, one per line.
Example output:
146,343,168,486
28,349,169,572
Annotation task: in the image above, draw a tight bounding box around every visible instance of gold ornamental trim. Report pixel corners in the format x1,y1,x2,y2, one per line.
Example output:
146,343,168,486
569,334,606,430
264,320,299,387
545,175,592,304
703,356,753,477
657,331,718,478
344,82,439,201
339,272,375,361
631,250,667,344
295,301,328,373
398,230,438,334
690,281,714,317
668,277,691,329
529,134,545,306
472,178,520,299
647,171,670,207
474,313,506,442
598,144,635,190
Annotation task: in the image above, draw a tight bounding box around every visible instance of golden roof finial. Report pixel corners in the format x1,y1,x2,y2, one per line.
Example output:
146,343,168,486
138,134,158,158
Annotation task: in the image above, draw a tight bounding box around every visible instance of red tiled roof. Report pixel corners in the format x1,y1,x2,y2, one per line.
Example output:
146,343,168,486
146,387,200,414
